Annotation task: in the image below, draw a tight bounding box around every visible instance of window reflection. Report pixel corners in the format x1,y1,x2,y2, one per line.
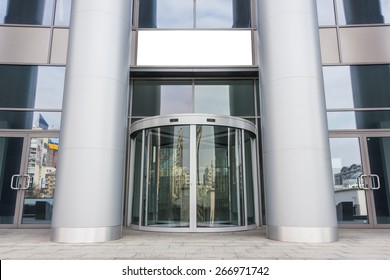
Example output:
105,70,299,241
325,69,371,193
329,138,368,224
0,0,54,25
54,0,71,26
336,0,390,25
132,80,192,116
324,65,390,129
194,80,254,116
138,0,251,28
0,65,64,129
316,0,336,25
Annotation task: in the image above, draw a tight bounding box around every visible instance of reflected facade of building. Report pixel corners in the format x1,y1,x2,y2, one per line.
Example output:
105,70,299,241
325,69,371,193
1,0,390,243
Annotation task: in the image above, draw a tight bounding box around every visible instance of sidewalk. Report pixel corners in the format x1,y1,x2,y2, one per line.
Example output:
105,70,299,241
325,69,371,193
1,228,390,260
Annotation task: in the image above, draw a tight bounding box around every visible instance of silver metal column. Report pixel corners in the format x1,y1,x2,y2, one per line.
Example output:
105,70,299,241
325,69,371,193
257,0,338,242
51,0,132,243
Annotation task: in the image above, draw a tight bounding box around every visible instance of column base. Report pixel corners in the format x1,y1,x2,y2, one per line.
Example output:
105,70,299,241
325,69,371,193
266,225,338,243
51,225,122,243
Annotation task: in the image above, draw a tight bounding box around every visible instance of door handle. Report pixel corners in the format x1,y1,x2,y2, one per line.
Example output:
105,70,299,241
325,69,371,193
10,174,31,190
356,174,381,190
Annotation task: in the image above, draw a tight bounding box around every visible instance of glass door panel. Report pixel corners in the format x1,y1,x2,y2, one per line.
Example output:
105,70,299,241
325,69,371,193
196,126,244,227
329,138,369,224
142,126,190,227
0,137,24,225
21,137,59,224
366,137,390,225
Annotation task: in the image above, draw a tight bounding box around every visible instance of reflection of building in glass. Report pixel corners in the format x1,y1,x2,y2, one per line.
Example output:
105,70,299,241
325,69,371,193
26,138,57,199
334,164,362,189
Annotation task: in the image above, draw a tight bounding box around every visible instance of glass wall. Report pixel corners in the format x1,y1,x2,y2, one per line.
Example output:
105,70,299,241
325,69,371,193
138,0,251,29
0,65,65,130
323,65,390,129
131,79,256,120
0,0,72,26
316,0,390,25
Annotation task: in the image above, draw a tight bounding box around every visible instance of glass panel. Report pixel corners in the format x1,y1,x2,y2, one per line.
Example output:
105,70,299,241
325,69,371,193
327,111,390,129
329,138,368,224
54,0,71,26
323,65,390,109
0,0,54,25
366,137,390,224
139,0,193,28
142,126,190,227
244,132,255,225
0,137,23,224
196,0,251,28
0,111,61,130
194,80,255,116
336,0,390,25
316,0,336,25
131,132,143,225
0,65,65,109
132,80,192,116
21,137,58,224
196,125,244,227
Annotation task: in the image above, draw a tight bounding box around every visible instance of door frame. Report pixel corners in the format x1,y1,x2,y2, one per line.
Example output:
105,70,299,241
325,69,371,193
330,129,390,229
0,130,60,229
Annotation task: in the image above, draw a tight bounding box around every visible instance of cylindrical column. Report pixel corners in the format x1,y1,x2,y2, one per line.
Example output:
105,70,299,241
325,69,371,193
51,0,132,243
257,0,338,242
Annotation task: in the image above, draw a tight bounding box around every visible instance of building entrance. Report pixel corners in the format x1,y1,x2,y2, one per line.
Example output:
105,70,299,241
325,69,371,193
127,115,259,232
0,132,59,228
330,131,390,228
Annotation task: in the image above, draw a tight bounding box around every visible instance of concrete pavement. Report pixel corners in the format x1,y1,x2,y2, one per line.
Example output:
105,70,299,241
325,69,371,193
1,227,390,260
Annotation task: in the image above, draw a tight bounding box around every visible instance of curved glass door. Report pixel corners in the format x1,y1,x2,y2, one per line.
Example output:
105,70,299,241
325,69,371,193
129,115,258,232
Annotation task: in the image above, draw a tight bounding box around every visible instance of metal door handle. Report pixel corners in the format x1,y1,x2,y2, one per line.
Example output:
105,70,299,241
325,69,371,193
10,174,31,190
356,174,381,190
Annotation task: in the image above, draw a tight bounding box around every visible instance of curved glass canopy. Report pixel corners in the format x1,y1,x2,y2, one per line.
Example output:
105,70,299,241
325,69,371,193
128,114,258,232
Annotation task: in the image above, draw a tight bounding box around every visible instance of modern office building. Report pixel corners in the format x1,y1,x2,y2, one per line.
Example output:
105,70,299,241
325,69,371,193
0,0,389,243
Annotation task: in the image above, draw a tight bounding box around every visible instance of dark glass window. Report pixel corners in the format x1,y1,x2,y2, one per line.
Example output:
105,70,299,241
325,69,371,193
138,0,251,28
0,65,64,129
132,80,192,116
316,0,336,25
0,0,54,25
131,79,255,117
194,80,255,116
324,65,390,129
336,0,390,25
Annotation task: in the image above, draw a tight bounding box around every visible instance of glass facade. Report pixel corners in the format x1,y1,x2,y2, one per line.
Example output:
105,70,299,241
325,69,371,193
131,79,256,119
138,0,251,29
0,0,71,26
0,65,65,130
324,65,390,129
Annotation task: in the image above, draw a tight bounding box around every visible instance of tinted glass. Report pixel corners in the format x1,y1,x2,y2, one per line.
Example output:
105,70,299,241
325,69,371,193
0,0,54,25
138,0,251,28
139,0,193,28
54,0,72,26
316,0,336,25
132,80,192,116
328,111,390,129
336,0,390,24
323,65,390,109
194,80,255,116
196,0,251,28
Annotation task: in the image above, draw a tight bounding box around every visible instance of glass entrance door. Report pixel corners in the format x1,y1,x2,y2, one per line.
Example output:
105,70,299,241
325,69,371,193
0,134,59,228
330,133,390,228
128,115,258,232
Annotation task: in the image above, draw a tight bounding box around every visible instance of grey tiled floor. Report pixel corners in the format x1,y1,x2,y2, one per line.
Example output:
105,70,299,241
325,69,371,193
1,228,390,260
